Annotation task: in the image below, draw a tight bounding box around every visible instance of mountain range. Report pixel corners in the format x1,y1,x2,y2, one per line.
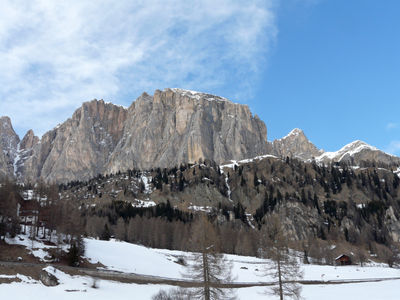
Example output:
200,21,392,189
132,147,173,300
0,88,399,183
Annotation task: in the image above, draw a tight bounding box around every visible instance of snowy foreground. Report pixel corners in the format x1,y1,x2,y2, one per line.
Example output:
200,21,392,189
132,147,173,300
1,237,400,300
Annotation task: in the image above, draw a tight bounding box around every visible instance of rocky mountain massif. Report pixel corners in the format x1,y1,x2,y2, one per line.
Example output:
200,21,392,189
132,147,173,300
1,89,267,183
0,88,399,183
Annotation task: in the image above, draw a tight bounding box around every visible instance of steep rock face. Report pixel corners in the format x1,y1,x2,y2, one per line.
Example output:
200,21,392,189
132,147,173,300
17,89,268,182
270,128,323,160
316,140,400,166
13,130,39,179
107,88,268,173
0,116,20,178
23,100,128,182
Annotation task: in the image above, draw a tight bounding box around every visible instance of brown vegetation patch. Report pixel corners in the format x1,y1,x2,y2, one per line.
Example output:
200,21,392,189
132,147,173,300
0,264,42,281
0,276,22,284
0,241,40,263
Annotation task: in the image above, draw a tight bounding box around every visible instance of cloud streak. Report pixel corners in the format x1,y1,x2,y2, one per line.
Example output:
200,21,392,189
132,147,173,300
385,141,400,155
0,0,277,137
386,123,398,130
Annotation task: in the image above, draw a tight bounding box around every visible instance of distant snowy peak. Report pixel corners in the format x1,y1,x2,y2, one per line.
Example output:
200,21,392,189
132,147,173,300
317,140,376,161
271,129,400,167
318,140,377,159
341,140,379,152
316,140,400,165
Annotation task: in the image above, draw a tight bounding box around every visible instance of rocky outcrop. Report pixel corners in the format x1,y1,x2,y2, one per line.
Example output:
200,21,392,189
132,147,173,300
270,128,323,160
0,116,20,178
22,100,128,182
107,88,268,173
40,268,59,286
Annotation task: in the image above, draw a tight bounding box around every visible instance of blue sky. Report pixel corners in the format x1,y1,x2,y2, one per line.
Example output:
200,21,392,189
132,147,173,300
252,0,400,153
0,0,399,154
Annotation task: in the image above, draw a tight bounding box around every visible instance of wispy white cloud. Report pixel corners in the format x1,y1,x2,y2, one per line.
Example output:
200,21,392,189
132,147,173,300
386,122,398,130
0,0,277,137
385,141,400,155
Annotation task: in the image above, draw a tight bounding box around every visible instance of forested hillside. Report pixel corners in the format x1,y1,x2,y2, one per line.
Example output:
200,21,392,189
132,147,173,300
26,155,396,265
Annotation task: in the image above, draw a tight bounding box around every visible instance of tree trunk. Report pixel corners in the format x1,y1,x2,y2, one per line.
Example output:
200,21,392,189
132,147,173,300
203,252,210,300
278,255,283,300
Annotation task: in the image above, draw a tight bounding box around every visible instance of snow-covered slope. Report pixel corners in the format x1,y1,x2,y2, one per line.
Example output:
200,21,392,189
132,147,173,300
84,238,400,283
2,236,400,300
317,140,378,161
316,140,400,165
221,154,279,170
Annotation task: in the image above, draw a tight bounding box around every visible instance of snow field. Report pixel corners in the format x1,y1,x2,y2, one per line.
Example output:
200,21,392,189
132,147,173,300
85,239,185,279
86,239,400,284
2,236,400,299
0,272,171,300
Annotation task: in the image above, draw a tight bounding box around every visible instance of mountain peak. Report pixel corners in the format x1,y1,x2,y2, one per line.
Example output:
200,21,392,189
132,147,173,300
316,139,398,165
0,116,19,140
285,128,305,138
341,140,377,151
334,140,379,157
0,116,12,128
20,129,39,151
81,99,128,110
271,128,322,160
168,88,231,102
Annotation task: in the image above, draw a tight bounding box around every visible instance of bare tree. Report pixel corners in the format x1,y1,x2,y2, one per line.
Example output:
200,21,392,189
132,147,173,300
260,215,303,300
377,243,400,268
301,234,315,264
114,217,127,241
356,248,367,267
152,288,193,300
183,215,236,300
43,183,60,241
0,179,20,239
